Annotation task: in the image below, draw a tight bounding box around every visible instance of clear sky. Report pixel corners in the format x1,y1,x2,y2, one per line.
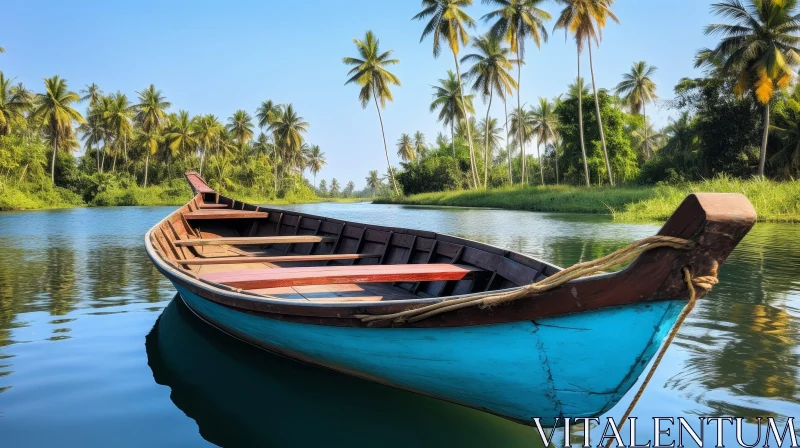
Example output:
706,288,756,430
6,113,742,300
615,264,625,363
3,0,718,189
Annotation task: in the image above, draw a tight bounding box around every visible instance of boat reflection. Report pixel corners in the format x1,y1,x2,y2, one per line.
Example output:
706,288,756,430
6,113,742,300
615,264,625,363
146,297,541,447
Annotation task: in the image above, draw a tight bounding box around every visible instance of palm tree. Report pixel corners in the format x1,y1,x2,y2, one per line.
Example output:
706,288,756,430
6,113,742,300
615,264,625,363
366,169,382,197
662,112,695,157
166,110,196,166
478,116,503,167
105,92,133,170
771,97,800,173
80,83,103,107
616,61,658,160
554,0,619,186
631,120,663,160
226,109,254,150
414,0,479,188
307,144,326,186
330,178,341,197
194,114,222,176
255,100,277,130
413,131,427,162
462,33,518,188
483,0,550,187
531,97,558,185
343,30,401,195
269,104,309,189
0,72,32,136
134,84,171,187
697,0,800,178
30,76,84,184
396,133,415,163
429,70,475,157
509,106,536,184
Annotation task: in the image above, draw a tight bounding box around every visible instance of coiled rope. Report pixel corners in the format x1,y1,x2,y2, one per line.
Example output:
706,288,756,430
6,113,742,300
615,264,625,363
356,235,695,327
603,267,718,448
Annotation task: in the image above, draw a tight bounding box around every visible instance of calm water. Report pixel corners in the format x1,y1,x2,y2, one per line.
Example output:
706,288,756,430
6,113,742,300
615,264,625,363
0,203,798,447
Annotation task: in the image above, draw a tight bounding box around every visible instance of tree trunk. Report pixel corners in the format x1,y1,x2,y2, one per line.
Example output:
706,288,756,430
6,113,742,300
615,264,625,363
554,139,560,185
454,52,478,189
144,152,150,188
96,141,101,173
450,122,456,158
588,41,613,186
50,138,57,185
516,47,526,187
643,102,651,160
537,141,544,185
504,100,512,186
759,102,770,178
372,85,399,195
577,44,590,187
200,146,207,176
484,89,494,189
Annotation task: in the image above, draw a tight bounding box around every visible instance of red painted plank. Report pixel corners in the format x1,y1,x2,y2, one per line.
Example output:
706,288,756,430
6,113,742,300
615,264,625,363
201,264,481,290
186,172,215,194
183,211,269,220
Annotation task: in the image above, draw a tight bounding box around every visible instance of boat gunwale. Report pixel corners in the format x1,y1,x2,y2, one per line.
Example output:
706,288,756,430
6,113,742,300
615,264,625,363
143,172,756,328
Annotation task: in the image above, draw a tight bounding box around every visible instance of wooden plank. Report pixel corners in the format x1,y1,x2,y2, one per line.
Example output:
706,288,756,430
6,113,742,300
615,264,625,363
174,235,336,247
201,263,481,290
199,203,229,209
183,210,269,220
180,253,382,265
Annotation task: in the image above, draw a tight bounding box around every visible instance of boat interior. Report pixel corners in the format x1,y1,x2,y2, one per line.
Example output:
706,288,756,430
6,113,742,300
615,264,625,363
149,173,561,304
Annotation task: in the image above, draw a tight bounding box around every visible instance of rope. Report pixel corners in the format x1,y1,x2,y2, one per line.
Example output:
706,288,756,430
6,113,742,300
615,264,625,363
356,235,694,326
603,266,718,448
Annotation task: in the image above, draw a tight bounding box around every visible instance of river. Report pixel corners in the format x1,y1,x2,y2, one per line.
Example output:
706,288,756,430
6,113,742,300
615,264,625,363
0,203,797,447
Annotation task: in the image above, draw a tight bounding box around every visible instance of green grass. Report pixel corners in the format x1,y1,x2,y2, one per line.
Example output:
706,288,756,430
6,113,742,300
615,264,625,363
377,176,800,223
0,183,367,211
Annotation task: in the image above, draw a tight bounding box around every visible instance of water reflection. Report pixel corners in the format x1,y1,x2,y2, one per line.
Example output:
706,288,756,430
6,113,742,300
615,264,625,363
0,204,797,446
147,297,539,447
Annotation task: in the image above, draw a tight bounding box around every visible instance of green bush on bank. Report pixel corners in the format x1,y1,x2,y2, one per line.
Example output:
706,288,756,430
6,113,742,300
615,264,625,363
0,183,84,210
377,176,800,223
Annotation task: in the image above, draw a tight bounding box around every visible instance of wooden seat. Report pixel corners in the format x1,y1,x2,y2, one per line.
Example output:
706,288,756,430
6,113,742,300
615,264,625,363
201,264,481,290
181,253,382,265
198,203,230,209
183,210,269,220
174,235,335,247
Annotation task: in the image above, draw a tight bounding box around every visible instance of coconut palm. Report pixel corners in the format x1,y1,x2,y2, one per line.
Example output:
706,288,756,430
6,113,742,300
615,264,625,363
166,110,196,164
554,0,619,186
396,133,415,163
330,178,341,197
80,83,103,107
134,84,171,187
413,131,427,162
307,144,326,186
0,72,32,136
105,92,133,171
77,106,104,173
414,0,480,188
531,97,558,185
771,95,800,173
226,109,254,150
255,100,278,130
509,106,536,184
30,76,84,184
697,0,800,178
343,30,401,195
268,104,309,189
462,33,518,188
429,70,475,157
478,116,503,167
483,0,550,187
616,61,658,160
194,114,223,176
366,169,382,197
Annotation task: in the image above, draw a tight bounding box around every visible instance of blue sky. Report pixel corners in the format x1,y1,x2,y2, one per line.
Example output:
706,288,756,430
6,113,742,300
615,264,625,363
3,1,717,188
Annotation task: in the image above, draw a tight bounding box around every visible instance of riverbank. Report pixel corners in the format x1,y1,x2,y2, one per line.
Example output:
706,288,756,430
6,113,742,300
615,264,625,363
375,177,800,223
0,184,364,211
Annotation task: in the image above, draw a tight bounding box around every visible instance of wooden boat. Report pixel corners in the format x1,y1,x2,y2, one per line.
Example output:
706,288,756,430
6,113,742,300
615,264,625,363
145,171,756,425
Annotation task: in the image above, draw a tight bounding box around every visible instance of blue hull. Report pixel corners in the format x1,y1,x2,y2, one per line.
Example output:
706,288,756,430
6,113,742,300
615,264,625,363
175,283,684,424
